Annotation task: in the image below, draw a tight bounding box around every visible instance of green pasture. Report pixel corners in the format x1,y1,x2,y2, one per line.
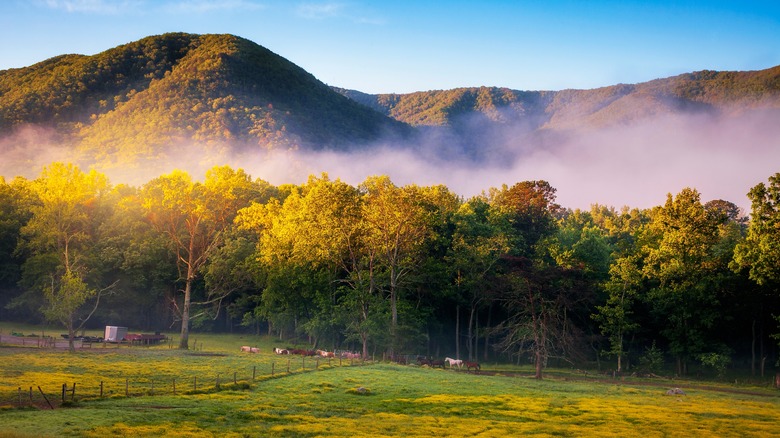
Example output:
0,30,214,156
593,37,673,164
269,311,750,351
1,325,779,437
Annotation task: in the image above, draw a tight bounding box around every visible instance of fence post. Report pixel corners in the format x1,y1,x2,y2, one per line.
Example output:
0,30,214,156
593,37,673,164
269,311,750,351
287,359,290,373
173,378,176,396
216,374,220,390
18,387,21,408
233,372,237,385
37,386,53,409
29,387,33,405
271,362,275,377
194,376,197,391
61,383,66,403
125,378,129,397
100,381,103,398
302,357,305,371
253,365,256,380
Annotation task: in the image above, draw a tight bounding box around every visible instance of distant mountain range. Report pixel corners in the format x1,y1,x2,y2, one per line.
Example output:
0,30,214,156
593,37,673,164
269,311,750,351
1,32,779,169
335,67,780,130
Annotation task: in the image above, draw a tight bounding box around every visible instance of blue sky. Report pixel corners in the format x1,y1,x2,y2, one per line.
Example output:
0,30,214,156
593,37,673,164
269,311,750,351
1,0,779,94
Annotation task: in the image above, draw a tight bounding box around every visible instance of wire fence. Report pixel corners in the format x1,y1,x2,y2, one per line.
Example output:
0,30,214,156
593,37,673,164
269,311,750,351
0,348,371,410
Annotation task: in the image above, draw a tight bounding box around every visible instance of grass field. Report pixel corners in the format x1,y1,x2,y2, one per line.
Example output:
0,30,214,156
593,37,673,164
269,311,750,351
1,324,779,437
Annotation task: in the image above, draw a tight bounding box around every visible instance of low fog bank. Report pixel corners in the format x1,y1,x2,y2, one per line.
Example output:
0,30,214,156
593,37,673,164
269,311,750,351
0,126,74,181
228,110,780,213
2,110,778,213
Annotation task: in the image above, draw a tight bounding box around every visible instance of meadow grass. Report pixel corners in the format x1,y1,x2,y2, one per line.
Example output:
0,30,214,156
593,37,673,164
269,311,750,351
1,326,779,437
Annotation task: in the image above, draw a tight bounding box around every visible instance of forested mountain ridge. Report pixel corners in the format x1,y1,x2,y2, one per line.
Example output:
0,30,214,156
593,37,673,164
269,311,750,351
2,32,779,168
333,65,780,130
0,33,410,164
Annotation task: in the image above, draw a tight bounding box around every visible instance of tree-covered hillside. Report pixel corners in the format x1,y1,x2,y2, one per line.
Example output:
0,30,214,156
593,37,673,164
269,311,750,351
0,33,410,165
2,33,779,168
335,66,780,131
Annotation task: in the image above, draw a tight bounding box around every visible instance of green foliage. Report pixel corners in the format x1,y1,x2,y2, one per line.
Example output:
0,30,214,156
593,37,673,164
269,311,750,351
698,350,731,379
733,173,780,285
640,188,733,372
2,162,780,376
638,341,665,375
0,33,409,166
41,270,95,325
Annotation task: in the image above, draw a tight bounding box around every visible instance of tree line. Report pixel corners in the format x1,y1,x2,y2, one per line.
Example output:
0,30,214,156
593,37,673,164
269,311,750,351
1,163,779,378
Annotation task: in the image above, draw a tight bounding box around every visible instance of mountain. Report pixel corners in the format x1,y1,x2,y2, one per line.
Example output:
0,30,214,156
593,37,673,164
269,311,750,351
334,66,780,132
0,33,410,166
1,32,779,171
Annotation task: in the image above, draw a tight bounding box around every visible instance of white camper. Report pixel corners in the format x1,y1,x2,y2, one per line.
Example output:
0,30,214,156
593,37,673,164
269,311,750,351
104,326,128,342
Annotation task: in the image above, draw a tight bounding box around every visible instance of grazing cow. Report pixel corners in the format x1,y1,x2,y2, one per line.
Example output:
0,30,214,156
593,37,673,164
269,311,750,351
317,349,335,358
431,359,445,369
250,347,260,353
240,346,252,352
342,351,361,359
274,348,289,355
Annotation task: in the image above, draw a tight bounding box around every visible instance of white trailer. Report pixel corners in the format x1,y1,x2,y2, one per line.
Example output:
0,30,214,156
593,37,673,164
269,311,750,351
104,326,128,342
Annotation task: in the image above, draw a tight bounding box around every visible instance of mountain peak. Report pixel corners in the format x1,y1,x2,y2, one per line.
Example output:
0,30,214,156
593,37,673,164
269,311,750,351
0,33,409,165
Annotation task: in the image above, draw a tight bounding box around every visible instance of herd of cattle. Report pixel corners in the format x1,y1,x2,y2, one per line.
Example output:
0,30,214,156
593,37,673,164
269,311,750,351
239,345,481,373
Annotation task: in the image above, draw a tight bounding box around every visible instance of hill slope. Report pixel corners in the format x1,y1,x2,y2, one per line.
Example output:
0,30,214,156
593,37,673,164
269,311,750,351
1,33,779,172
0,33,410,165
335,66,780,131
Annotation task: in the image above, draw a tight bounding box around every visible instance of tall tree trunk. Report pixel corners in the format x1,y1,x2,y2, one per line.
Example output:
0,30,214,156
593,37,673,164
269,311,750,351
483,304,491,361
529,284,543,380
535,349,543,379
67,321,76,353
751,319,756,376
179,277,192,350
455,305,460,359
389,266,398,356
534,316,545,380
474,310,479,361
467,305,475,360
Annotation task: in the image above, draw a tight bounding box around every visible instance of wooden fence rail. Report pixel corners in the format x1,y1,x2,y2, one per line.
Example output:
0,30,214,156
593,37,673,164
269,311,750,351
0,357,369,409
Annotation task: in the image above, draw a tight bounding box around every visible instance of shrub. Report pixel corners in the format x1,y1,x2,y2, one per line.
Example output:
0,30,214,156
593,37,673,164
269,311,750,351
638,341,664,375
698,351,731,379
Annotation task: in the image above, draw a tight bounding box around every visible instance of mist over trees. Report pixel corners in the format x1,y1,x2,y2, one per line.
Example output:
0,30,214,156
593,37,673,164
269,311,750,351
1,163,779,379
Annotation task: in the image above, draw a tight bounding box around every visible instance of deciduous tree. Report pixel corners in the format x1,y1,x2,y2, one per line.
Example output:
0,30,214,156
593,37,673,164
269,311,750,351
141,166,262,349
20,163,113,351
